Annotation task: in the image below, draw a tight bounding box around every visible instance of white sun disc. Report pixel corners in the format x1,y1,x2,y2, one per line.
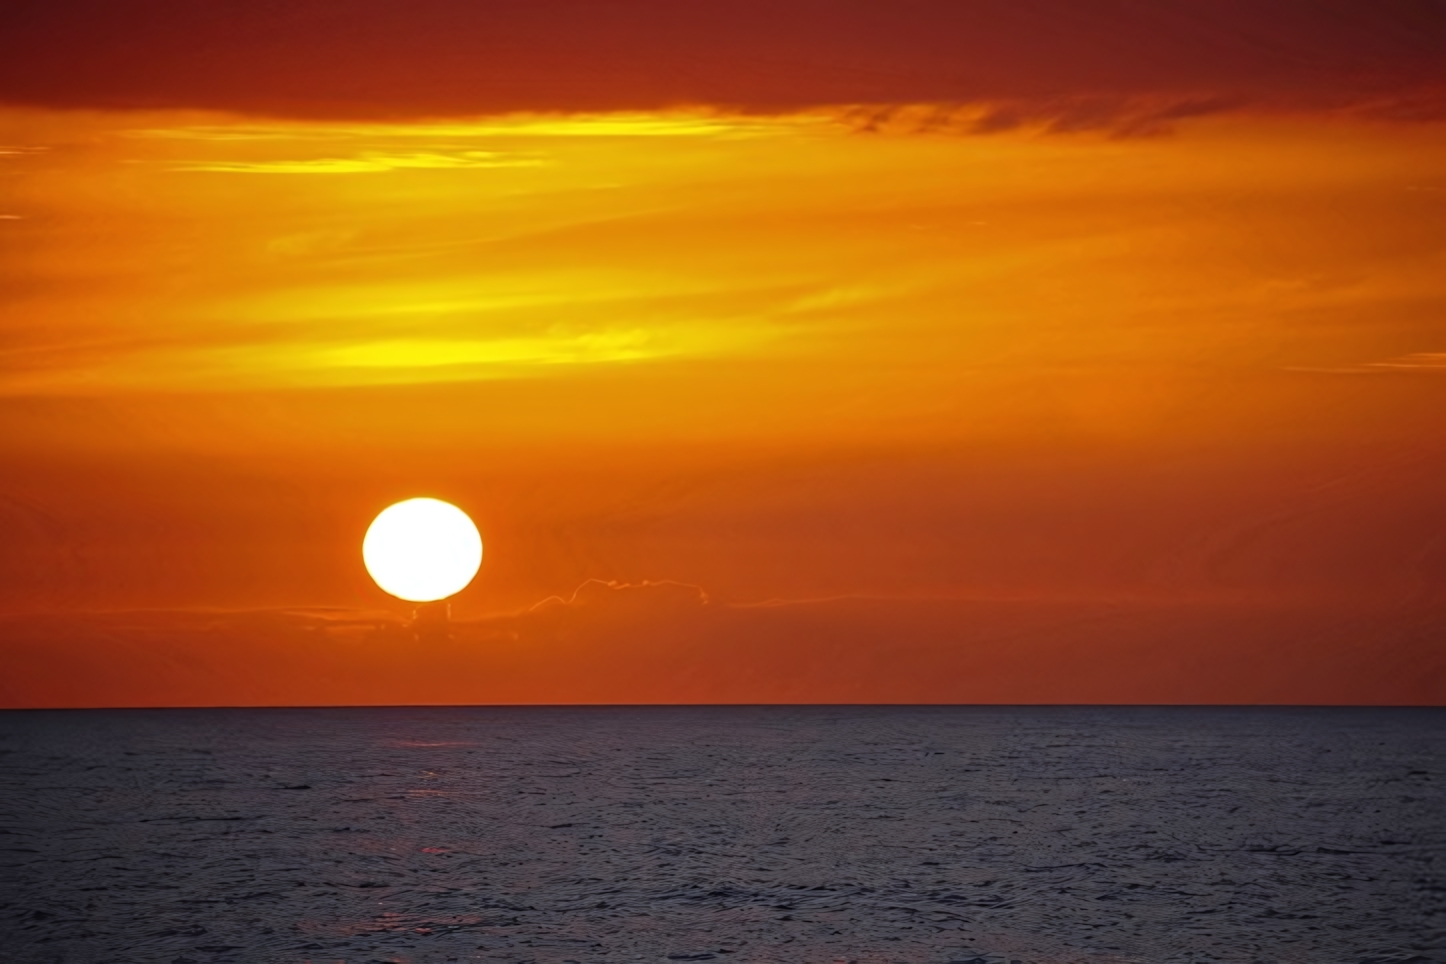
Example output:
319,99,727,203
363,498,482,602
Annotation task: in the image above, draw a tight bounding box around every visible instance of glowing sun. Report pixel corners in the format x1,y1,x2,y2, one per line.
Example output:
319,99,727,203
363,498,483,602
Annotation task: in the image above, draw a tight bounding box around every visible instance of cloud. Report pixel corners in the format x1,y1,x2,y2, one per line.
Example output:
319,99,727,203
0,323,782,394
132,115,784,142
1288,352,1446,375
528,578,711,612
833,95,1249,138
171,150,540,174
1367,352,1446,371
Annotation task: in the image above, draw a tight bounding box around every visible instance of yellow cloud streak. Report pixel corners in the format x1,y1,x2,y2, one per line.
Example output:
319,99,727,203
2,106,1444,426
172,151,541,174
125,112,802,142
0,324,768,394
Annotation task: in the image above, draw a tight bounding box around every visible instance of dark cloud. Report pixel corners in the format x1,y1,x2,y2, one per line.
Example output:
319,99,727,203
833,94,1251,137
1,1,1444,119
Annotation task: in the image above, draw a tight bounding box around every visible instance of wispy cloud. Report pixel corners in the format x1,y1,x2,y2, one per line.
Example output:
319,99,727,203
1366,352,1446,371
308,327,764,373
1288,353,1446,375
4,103,1444,406
831,96,1247,139
0,323,780,394
130,113,791,143
171,150,541,174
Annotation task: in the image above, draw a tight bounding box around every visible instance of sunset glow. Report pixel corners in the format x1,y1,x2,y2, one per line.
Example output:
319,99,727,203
1,1,1443,706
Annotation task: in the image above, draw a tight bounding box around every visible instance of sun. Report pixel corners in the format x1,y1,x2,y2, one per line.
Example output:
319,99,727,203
363,498,483,602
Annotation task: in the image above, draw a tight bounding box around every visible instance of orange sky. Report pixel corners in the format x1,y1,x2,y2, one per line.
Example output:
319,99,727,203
2,3,1444,706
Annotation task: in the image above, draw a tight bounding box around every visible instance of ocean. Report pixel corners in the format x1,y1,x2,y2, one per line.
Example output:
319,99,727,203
1,706,1440,963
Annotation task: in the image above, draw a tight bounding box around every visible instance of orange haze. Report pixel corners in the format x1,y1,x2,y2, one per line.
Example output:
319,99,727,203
2,4,1445,705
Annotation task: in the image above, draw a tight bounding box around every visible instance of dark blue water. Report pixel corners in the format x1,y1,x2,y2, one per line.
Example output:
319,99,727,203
0,706,1441,964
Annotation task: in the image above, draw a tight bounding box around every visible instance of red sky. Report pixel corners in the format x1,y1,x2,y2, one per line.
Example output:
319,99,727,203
1,2,1444,706
5,1,1446,117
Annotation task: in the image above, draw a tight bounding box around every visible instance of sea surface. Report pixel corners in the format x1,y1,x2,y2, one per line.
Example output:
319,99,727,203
0,706,1441,964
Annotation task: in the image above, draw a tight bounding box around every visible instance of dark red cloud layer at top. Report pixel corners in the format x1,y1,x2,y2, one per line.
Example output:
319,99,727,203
2,0,1445,119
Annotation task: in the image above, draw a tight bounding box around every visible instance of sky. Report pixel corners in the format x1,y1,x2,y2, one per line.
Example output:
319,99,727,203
1,1,1444,706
